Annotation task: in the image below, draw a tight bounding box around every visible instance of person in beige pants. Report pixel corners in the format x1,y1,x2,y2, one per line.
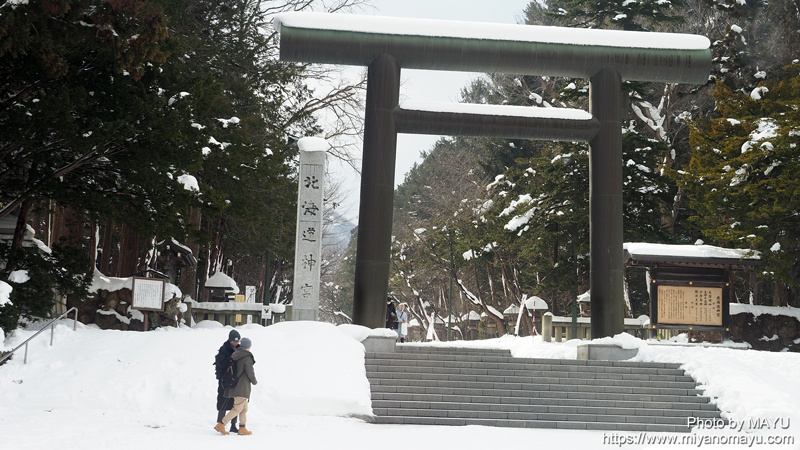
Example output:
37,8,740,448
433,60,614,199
214,337,257,436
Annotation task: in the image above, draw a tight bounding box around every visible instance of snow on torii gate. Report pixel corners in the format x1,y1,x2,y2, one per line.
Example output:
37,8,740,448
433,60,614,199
274,12,711,338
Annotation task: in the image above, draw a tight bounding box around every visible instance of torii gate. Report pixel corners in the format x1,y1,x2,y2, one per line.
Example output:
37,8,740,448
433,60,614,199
274,13,711,338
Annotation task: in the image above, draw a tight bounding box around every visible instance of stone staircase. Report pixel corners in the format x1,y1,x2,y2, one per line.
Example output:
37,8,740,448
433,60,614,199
366,345,722,432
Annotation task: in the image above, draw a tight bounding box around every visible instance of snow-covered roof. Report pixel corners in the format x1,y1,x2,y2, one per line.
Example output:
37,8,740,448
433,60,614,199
274,12,709,51
625,242,760,260
503,304,520,315
524,296,549,310
399,101,592,121
89,269,182,299
624,242,760,268
462,311,482,321
157,237,193,256
204,272,240,294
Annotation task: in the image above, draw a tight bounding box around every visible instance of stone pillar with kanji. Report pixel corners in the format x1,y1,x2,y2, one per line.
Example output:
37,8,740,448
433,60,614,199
291,137,328,321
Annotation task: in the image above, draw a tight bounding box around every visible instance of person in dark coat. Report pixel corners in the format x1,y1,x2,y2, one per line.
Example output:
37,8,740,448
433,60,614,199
385,297,397,329
214,329,240,432
215,337,258,436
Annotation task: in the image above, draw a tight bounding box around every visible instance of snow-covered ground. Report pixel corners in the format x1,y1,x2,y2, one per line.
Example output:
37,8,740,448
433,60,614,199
2,321,798,449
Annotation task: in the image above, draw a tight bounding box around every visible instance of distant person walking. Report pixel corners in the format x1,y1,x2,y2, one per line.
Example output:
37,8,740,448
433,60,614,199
386,297,397,330
396,303,408,343
215,337,258,436
214,330,240,432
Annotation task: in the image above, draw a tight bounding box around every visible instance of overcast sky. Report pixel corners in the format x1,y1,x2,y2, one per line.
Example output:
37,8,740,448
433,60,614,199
326,0,532,221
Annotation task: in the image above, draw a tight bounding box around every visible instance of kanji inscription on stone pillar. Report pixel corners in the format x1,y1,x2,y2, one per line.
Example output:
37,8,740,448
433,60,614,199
291,137,328,321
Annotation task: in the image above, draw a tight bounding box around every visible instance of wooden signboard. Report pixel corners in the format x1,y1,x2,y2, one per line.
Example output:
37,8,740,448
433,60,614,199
656,285,723,327
235,294,245,324
131,277,166,312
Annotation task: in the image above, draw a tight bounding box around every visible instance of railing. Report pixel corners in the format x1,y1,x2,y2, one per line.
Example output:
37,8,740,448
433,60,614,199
186,301,271,327
0,307,78,365
542,313,650,342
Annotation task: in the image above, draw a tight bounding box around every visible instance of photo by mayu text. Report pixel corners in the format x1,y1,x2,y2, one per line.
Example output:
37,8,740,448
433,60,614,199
689,417,791,431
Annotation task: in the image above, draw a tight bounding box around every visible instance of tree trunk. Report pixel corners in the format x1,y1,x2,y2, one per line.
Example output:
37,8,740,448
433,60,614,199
137,236,154,273
118,222,140,277
87,219,97,276
749,271,760,305
487,263,498,309
255,251,268,305
11,199,32,251
99,218,114,275
43,199,52,248
5,199,33,272
179,205,202,301
51,205,84,249
30,204,41,237
774,280,789,307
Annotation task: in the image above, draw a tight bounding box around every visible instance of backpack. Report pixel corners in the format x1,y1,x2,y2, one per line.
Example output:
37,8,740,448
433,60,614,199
221,360,238,389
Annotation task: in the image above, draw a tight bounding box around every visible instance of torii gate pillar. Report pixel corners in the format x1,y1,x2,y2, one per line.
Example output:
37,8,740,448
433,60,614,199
352,55,401,327
589,68,625,339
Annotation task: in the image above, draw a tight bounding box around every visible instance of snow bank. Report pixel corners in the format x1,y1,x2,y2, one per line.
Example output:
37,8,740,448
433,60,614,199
0,320,371,428
730,303,800,321
2,320,799,447
337,324,397,342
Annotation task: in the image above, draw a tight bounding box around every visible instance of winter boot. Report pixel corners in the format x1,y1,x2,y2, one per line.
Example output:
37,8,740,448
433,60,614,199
229,417,238,433
238,425,252,436
214,422,229,435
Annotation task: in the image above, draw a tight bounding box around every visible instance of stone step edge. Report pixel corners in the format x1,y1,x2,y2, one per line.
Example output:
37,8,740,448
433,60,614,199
373,408,702,425
366,358,686,375
372,396,718,410
368,377,704,396
366,365,692,381
396,345,511,354
380,351,682,370
372,415,691,433
371,390,713,405
371,400,721,416
366,372,698,390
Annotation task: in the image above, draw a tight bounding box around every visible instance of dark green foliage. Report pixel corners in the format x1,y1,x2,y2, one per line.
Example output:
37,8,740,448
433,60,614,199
677,67,800,287
0,243,90,335
539,0,687,31
0,0,328,326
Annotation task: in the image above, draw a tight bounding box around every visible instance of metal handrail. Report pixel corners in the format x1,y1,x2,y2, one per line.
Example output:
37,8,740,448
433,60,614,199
0,307,78,365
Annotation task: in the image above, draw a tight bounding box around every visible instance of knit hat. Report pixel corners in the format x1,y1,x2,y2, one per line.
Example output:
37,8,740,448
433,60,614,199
240,337,252,349
228,330,241,342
